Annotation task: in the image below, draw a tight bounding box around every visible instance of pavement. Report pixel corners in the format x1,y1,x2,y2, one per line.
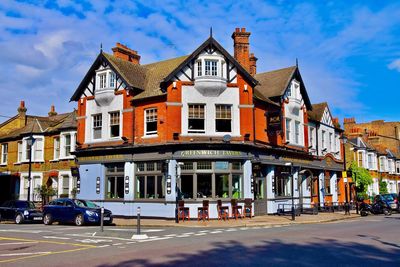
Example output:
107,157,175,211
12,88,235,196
112,211,359,229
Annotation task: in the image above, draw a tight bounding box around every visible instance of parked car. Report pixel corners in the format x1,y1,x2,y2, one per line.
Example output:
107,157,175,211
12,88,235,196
0,200,43,224
42,198,113,226
374,194,398,212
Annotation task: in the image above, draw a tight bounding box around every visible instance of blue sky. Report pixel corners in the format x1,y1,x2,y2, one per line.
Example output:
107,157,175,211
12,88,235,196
0,0,399,125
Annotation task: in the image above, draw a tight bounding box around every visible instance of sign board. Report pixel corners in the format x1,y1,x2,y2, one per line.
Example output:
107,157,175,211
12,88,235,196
342,171,347,178
175,150,247,159
267,110,282,132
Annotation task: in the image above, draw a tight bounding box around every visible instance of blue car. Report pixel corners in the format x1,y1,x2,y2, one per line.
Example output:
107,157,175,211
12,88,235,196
43,198,113,226
0,200,43,224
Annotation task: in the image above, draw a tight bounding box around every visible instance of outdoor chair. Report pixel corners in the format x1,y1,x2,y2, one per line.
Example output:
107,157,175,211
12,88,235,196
197,200,209,221
244,198,253,218
178,200,190,222
231,199,243,219
217,199,229,220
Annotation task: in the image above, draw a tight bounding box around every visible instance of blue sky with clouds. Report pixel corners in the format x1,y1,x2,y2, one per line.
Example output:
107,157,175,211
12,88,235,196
0,0,399,124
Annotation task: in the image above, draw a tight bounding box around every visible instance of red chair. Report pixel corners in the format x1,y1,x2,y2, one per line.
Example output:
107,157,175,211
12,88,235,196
197,200,209,221
178,200,190,222
217,200,229,221
231,199,243,219
244,198,253,218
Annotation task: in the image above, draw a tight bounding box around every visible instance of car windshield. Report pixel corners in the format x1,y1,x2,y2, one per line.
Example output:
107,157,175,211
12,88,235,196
381,195,394,201
74,199,99,208
15,201,36,209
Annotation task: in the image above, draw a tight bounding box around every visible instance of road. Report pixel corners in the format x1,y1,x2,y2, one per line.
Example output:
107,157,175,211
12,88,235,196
0,214,399,266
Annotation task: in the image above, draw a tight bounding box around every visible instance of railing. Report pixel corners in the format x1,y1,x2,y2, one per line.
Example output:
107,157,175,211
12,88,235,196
277,204,301,216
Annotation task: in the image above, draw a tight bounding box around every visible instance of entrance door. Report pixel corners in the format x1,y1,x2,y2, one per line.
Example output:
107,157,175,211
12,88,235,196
311,177,319,205
254,177,268,215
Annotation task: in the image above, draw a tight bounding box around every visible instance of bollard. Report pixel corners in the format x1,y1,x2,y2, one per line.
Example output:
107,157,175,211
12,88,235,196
100,207,104,232
137,207,141,235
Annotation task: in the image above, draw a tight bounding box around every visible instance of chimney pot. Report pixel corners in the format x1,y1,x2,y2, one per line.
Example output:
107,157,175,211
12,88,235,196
48,105,57,116
112,43,141,64
18,100,27,113
241,28,246,32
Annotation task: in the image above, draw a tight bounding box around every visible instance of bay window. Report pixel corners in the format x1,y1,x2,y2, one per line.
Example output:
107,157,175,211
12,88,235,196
99,73,107,89
285,118,291,142
205,60,217,76
188,104,205,133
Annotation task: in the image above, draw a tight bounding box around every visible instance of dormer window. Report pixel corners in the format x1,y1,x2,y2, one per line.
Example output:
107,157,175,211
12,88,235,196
109,72,116,88
197,60,202,76
205,60,218,76
99,73,107,89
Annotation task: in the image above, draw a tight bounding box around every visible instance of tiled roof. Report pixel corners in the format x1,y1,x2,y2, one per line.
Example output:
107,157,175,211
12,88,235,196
104,53,188,100
254,66,297,100
0,112,76,140
308,102,327,122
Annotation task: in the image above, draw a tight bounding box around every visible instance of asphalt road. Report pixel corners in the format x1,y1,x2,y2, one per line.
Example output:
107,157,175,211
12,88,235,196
0,214,399,266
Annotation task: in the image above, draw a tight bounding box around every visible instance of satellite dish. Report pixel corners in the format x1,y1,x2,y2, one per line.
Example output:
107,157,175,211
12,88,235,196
223,134,231,143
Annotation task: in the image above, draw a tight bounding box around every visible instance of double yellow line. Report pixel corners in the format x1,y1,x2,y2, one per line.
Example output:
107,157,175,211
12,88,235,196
0,236,97,264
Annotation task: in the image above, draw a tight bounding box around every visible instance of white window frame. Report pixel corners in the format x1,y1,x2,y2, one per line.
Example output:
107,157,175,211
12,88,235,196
295,121,300,144
379,156,386,172
1,143,8,164
109,111,121,138
367,153,373,169
54,137,60,160
215,104,232,133
17,141,22,162
33,137,44,161
205,59,218,76
99,72,107,89
92,114,102,140
321,130,326,150
309,127,315,148
109,71,116,88
59,132,76,159
144,108,158,136
285,118,291,142
188,104,206,134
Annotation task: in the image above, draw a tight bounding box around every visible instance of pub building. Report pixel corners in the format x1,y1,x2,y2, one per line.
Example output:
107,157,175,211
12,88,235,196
70,28,345,218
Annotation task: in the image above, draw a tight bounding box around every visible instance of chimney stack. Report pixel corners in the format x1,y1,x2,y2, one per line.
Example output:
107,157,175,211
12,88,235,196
249,53,258,76
17,100,27,127
232,28,251,72
48,105,57,117
111,43,141,64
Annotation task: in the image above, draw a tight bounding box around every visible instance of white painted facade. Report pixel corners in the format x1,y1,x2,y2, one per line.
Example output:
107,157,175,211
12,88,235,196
284,79,305,147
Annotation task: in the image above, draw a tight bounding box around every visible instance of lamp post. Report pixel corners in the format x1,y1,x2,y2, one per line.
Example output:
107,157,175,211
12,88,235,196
26,135,35,202
285,162,295,221
340,134,350,214
175,162,184,223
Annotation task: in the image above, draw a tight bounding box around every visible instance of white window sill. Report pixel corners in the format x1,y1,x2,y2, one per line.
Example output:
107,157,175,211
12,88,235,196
59,156,75,160
0,163,7,166
20,160,45,164
181,134,241,137
142,134,158,139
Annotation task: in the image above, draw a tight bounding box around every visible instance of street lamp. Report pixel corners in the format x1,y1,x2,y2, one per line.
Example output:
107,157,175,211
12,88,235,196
26,135,35,202
285,162,295,221
340,134,350,215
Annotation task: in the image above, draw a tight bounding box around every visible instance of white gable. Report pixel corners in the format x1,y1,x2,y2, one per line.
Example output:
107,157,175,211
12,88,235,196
321,107,333,127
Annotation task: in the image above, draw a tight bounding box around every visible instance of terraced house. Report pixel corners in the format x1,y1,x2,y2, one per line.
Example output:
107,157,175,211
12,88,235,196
344,118,400,197
70,28,346,218
0,102,77,204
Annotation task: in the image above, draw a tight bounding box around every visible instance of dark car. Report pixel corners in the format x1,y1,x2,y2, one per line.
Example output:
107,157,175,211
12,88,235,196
374,194,398,211
42,198,113,226
0,200,43,224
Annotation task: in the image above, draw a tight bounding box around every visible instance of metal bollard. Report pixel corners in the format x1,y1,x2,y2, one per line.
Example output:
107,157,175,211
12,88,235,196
100,207,104,232
137,207,141,235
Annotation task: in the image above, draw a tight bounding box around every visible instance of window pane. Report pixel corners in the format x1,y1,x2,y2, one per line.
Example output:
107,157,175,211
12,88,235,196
215,174,229,198
93,114,102,139
181,162,193,170
188,104,205,133
146,176,155,198
197,61,202,76
156,176,165,198
285,119,291,142
232,174,242,199
54,138,60,159
145,109,157,135
232,162,241,170
181,175,193,199
65,135,71,156
110,112,120,137
136,176,145,198
146,162,155,171
137,162,145,172
197,161,212,170
197,174,212,198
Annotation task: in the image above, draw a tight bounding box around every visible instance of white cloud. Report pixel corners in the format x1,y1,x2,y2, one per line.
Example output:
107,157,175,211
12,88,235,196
388,59,400,72
0,0,399,123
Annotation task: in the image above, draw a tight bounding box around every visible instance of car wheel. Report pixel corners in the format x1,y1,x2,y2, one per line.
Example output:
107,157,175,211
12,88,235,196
383,209,392,216
15,213,24,224
43,213,53,225
75,214,84,226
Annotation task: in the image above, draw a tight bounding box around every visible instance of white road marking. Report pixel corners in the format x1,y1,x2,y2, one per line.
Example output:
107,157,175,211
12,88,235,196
176,235,191,238
0,229,43,234
0,242,38,246
0,252,51,257
210,231,223,234
225,228,238,232
125,241,136,244
149,236,160,239
68,234,132,241
181,232,195,235
97,245,110,248
240,227,248,230
198,230,210,233
164,234,178,237
113,243,123,246
43,236,70,240
194,233,207,236
137,237,172,242
263,226,272,229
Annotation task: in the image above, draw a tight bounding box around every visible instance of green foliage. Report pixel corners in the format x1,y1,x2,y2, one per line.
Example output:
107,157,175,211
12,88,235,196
348,161,373,199
379,179,388,194
34,185,57,206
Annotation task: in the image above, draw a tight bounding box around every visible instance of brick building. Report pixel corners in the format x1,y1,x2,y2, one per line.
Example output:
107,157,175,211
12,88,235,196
0,101,77,203
344,118,400,196
70,28,345,218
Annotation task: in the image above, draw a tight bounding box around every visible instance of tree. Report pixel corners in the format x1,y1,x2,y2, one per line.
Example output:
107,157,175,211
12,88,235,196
34,185,57,207
348,161,373,200
379,179,388,194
